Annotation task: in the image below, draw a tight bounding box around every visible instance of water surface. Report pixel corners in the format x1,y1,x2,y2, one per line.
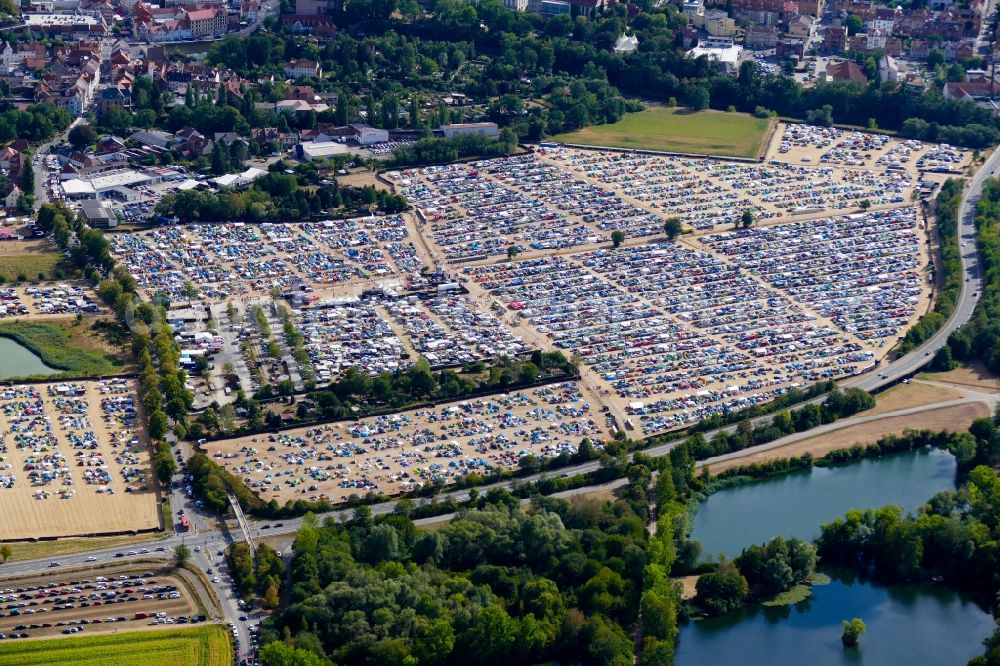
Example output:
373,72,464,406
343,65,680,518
691,449,956,558
677,570,993,666
0,337,58,378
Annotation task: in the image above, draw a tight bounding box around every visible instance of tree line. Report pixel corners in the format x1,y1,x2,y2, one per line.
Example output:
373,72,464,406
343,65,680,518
898,178,963,355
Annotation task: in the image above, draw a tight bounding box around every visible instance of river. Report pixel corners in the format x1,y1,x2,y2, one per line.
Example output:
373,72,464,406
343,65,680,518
690,448,956,558
677,569,994,666
0,337,57,378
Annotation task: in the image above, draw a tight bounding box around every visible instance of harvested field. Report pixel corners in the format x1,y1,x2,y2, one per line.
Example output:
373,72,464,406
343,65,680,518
866,382,964,417
0,379,158,540
0,625,232,666
551,107,773,158
919,363,1000,393
705,402,990,474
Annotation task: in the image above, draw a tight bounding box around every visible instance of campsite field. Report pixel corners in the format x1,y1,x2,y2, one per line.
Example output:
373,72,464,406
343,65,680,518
0,625,232,666
551,107,774,158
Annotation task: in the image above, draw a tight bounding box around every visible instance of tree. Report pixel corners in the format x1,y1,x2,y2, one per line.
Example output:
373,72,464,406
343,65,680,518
845,14,863,35
173,543,191,567
506,245,519,261
741,209,754,228
841,618,866,646
663,217,683,241
696,562,749,614
0,544,10,563
859,199,871,211
689,86,710,111
611,230,625,248
68,123,97,149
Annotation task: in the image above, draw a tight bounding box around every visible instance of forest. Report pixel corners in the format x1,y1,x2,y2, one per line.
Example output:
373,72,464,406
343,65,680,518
257,444,696,666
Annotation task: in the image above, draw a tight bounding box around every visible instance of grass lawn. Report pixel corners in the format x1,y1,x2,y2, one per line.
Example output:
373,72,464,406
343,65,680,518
552,107,774,158
0,317,129,376
0,625,232,666
1,533,164,562
0,253,74,282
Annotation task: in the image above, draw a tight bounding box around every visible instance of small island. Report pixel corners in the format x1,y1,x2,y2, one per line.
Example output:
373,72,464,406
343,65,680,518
842,618,867,647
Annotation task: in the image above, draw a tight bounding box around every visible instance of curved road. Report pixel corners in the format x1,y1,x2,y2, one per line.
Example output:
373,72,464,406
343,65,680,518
3,149,999,662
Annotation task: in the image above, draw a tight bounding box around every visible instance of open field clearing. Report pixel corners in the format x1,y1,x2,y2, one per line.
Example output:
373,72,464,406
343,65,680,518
0,319,129,377
865,382,964,417
0,242,74,284
551,108,773,158
705,402,990,474
0,379,158,540
919,363,1000,392
0,625,231,666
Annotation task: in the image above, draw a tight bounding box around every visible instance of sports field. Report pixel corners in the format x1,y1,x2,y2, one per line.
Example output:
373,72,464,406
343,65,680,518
0,626,232,666
552,107,774,158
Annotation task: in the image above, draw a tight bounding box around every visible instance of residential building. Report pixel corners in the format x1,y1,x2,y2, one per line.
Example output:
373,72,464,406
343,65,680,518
284,59,321,79
704,9,737,36
825,59,868,84
745,25,779,48
185,7,226,37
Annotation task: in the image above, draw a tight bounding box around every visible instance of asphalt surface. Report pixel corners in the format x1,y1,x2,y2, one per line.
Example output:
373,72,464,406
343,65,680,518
3,149,998,663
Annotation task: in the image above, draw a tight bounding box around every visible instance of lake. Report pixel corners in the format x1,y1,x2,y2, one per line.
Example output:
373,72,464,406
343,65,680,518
0,337,57,378
690,448,956,558
676,570,994,666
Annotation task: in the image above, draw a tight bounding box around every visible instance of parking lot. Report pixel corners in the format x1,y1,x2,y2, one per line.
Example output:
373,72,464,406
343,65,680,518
0,565,203,642
109,215,433,303
203,380,608,502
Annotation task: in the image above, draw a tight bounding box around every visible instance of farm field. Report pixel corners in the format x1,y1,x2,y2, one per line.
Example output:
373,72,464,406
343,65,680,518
551,107,774,158
0,625,232,666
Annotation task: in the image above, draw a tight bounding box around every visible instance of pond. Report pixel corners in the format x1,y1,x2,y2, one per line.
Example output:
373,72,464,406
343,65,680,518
0,337,58,379
676,570,994,666
690,448,956,559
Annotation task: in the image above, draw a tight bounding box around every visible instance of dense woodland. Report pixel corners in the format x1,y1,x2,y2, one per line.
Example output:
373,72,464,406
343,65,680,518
257,444,697,666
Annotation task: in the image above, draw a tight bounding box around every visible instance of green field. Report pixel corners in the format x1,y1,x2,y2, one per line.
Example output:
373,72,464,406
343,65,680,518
0,318,129,376
0,626,233,666
0,253,73,282
552,107,774,158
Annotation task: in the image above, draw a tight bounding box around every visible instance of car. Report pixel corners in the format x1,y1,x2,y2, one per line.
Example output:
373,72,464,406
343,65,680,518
48,562,60,568
212,577,220,584
239,615,248,621
127,551,137,556
114,553,125,558
85,556,97,562
194,546,201,552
